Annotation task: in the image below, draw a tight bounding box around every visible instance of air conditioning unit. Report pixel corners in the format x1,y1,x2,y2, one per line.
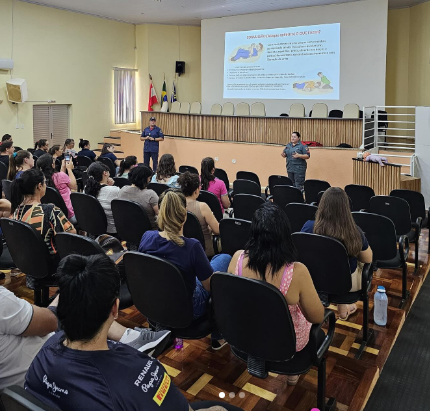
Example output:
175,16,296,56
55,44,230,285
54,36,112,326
6,78,28,103
0,58,14,70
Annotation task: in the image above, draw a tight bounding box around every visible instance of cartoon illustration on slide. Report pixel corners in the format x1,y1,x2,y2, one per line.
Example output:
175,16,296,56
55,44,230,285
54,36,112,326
229,43,264,63
292,71,334,95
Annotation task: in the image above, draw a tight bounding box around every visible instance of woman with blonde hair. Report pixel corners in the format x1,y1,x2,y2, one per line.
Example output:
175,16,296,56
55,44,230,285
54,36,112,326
138,189,231,350
301,187,372,320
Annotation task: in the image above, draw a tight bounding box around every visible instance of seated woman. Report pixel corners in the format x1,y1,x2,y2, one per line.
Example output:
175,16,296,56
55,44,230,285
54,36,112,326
117,155,137,179
48,144,63,161
301,187,372,320
138,190,231,350
77,139,97,161
0,141,15,168
151,154,179,187
118,165,159,229
200,157,230,212
84,162,119,234
178,171,219,257
37,154,77,225
33,139,49,158
62,138,77,159
100,143,120,167
8,150,34,180
228,201,324,385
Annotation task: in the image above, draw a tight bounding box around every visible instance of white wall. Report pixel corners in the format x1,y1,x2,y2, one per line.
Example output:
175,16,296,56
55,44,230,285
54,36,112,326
201,0,388,116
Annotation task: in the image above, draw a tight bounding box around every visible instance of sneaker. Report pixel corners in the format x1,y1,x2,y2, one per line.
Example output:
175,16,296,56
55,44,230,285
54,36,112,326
211,339,228,351
127,329,171,352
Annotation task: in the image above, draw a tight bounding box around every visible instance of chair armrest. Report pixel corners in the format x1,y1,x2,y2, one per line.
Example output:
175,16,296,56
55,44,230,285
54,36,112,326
361,263,373,294
265,185,270,198
309,309,335,363
212,235,220,254
266,195,273,202
1,385,59,411
310,201,318,207
399,235,409,264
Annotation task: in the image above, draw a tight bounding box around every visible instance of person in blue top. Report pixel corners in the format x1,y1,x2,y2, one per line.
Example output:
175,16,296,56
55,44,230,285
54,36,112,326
281,131,310,191
77,139,97,161
141,116,164,172
230,43,263,61
100,143,120,167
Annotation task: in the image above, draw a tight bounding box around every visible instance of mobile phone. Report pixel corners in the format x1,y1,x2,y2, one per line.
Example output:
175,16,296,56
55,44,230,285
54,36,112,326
65,154,71,162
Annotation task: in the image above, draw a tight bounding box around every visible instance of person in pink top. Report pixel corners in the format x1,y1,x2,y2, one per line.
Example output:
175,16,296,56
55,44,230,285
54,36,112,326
200,157,230,212
227,202,324,386
36,154,77,224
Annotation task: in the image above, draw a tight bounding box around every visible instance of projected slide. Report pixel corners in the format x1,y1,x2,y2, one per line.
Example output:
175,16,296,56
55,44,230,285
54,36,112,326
223,23,340,100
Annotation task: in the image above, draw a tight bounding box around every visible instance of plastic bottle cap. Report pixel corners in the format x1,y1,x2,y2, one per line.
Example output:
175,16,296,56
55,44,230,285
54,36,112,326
377,286,386,293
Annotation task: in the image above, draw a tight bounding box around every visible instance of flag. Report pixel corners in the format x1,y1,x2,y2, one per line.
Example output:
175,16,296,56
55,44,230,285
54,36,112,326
170,81,177,103
161,80,168,103
148,82,158,111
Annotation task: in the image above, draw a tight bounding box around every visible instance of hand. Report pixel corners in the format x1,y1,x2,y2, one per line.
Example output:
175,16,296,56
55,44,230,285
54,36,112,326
292,152,300,159
61,159,67,172
281,152,286,158
107,177,114,186
66,160,74,170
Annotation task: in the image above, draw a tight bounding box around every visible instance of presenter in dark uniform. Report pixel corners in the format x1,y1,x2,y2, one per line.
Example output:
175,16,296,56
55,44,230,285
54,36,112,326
141,116,164,172
281,131,310,191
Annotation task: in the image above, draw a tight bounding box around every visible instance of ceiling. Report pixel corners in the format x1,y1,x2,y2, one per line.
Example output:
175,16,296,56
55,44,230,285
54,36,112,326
19,0,428,26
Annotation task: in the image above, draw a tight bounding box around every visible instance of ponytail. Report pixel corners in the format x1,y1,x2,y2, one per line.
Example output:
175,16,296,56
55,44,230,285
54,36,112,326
118,155,137,177
8,150,32,180
34,139,47,150
200,157,215,191
34,141,39,150
79,139,89,149
84,162,109,198
36,154,56,188
10,169,45,213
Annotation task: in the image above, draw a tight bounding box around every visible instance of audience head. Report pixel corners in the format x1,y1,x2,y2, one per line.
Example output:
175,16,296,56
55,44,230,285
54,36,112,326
118,155,137,177
0,141,14,154
101,143,115,155
48,144,63,158
200,157,215,191
10,168,46,213
158,189,187,246
79,139,90,150
314,187,361,257
156,154,176,180
8,150,34,180
178,171,200,198
2,134,12,142
128,164,152,189
34,139,49,151
36,153,56,188
84,162,110,198
63,138,75,150
56,254,120,343
245,202,297,281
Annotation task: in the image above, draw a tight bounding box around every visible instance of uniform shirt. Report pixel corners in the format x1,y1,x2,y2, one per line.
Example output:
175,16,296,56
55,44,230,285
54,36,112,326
33,149,48,158
101,152,118,163
77,149,96,161
25,331,189,411
283,141,310,172
142,126,164,153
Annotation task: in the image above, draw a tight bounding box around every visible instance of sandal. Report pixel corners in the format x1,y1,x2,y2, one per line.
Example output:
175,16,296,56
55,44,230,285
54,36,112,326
338,304,357,321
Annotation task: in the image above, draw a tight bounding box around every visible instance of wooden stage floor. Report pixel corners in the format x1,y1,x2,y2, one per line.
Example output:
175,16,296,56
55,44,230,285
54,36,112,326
2,228,429,411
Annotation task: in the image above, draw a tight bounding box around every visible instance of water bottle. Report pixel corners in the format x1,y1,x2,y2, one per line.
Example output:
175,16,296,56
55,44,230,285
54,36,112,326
174,338,183,350
374,286,388,326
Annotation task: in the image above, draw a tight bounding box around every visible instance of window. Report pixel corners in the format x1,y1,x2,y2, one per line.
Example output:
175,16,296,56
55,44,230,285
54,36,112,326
114,68,136,124
33,104,70,146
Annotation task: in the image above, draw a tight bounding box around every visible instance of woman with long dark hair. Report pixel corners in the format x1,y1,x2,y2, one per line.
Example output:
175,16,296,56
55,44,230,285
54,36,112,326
150,153,179,187
100,143,120,167
48,144,63,160
301,187,372,320
200,157,230,212
8,150,34,180
33,139,49,158
84,162,119,233
117,155,137,178
77,139,96,161
228,201,324,385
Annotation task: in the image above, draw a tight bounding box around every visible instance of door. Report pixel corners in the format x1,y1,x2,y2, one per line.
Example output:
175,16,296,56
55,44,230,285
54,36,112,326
33,104,70,147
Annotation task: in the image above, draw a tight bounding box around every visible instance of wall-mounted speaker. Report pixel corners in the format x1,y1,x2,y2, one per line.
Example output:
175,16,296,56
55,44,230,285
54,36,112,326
6,78,28,103
175,61,185,76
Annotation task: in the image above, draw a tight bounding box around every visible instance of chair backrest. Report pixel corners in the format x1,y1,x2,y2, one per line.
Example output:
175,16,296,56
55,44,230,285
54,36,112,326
236,171,260,189
160,101,169,112
211,273,296,362
368,195,411,235
272,185,304,209
251,102,266,117
76,155,92,169
0,385,59,411
285,203,318,233
2,179,12,202
41,186,69,217
311,103,328,118
55,232,105,259
233,179,261,197
124,252,194,328
344,184,375,211
179,165,199,175
233,194,265,221
235,102,250,116
179,102,190,114
268,175,293,195
390,189,426,222
0,162,8,181
329,109,343,118
0,218,51,279
219,218,251,256
292,232,352,295
197,190,223,222
352,212,398,261
113,177,131,188
210,103,222,115
97,157,116,178
70,192,107,236
147,182,170,196
183,211,205,249
343,103,360,118
222,102,234,116
214,168,230,190
190,101,201,114
289,103,305,117
304,179,331,204
111,199,152,246
170,101,181,113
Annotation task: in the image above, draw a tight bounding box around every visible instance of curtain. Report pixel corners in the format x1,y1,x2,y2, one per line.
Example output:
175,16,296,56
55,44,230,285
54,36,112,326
114,69,136,124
